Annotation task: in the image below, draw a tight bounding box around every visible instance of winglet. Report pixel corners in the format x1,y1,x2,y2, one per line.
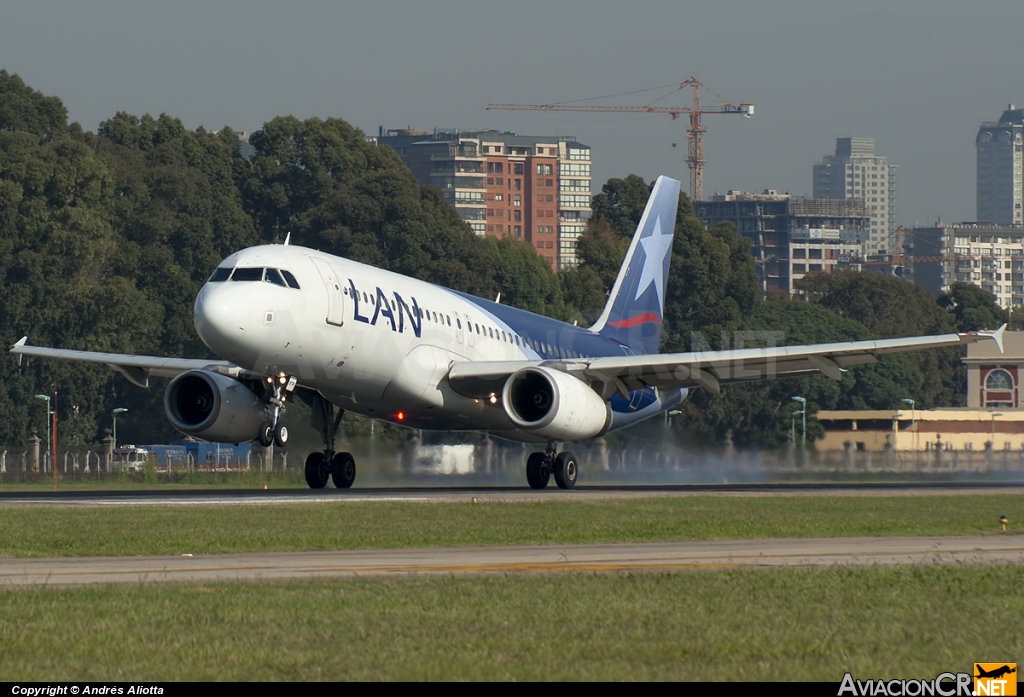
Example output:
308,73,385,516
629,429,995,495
963,323,1006,353
12,336,27,366
989,323,1007,354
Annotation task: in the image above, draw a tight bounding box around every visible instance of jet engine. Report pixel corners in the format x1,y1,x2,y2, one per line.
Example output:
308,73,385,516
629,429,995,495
164,370,267,443
501,366,609,441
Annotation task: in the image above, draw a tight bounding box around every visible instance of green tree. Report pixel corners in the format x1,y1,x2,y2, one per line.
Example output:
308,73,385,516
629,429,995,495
796,271,964,409
488,236,567,318
936,282,1007,332
0,70,68,139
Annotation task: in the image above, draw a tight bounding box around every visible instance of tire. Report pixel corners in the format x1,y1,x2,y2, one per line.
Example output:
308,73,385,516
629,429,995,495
331,452,356,489
553,451,578,490
273,423,289,448
304,452,329,489
257,425,273,448
526,452,550,489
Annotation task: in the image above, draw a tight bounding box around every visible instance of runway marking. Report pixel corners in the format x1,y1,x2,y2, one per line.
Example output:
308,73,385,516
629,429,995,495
3,536,1023,586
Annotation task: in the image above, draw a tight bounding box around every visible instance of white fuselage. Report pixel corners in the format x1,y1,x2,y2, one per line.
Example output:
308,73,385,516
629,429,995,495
193,244,682,441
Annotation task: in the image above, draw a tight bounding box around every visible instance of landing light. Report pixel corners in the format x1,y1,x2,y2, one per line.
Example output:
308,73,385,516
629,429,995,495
397,412,405,421
278,375,287,385
488,393,497,404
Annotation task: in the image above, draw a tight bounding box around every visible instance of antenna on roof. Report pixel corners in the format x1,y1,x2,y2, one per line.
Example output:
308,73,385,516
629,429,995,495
283,232,291,246
495,292,501,304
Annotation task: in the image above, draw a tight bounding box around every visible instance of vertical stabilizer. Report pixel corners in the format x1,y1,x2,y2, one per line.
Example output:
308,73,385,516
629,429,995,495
589,176,681,355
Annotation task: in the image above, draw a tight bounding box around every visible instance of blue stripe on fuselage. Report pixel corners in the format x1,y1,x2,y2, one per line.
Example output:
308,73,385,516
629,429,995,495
452,291,688,426
453,291,631,360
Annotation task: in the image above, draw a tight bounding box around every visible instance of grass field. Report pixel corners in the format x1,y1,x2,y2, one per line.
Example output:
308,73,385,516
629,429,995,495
1,494,1020,557
2,565,1021,680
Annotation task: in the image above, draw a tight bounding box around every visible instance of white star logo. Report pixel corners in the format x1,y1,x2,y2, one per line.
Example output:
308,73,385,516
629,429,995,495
634,215,673,310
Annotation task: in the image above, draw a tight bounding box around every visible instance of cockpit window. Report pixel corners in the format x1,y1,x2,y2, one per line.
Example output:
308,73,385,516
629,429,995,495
264,268,287,287
231,267,264,282
281,270,300,289
208,267,232,283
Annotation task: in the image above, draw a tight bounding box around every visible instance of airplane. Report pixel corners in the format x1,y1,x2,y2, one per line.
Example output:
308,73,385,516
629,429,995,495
975,665,1017,680
10,176,1006,490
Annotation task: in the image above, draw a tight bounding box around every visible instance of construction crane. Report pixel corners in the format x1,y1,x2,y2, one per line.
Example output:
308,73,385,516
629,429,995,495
487,77,753,202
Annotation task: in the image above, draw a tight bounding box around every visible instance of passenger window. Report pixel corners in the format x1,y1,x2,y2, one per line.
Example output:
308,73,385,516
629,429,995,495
264,269,287,287
208,267,232,283
457,318,462,329
362,292,368,303
281,270,300,289
475,323,480,333
446,316,451,326
230,267,264,282
501,331,506,342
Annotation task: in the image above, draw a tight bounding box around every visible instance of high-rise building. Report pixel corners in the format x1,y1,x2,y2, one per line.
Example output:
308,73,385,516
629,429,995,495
813,138,897,256
907,223,1024,309
375,128,592,272
977,105,1024,226
694,190,869,295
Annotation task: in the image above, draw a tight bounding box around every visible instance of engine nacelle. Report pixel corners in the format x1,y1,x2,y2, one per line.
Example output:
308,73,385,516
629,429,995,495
501,366,609,441
164,370,267,443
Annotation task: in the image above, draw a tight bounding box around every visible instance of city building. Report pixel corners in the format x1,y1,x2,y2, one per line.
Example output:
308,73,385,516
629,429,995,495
813,138,897,256
965,329,1024,408
815,332,1024,453
694,190,869,294
977,105,1024,226
907,223,1024,308
375,128,592,272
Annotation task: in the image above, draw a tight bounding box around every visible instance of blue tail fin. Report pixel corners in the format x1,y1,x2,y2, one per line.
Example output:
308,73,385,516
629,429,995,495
590,176,680,355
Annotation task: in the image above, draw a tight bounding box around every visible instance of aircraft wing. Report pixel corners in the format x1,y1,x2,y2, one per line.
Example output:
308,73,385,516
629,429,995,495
447,326,1005,400
10,337,242,388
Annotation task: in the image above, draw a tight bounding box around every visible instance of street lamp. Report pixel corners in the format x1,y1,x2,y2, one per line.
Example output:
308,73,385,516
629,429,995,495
791,410,803,445
992,412,1003,440
35,394,51,471
901,398,917,453
112,408,128,453
791,396,807,447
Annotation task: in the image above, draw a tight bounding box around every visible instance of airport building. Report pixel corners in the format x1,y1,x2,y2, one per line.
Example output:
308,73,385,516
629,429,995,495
977,105,1024,227
906,223,1024,309
812,138,897,256
816,332,1024,452
375,128,592,272
694,190,869,294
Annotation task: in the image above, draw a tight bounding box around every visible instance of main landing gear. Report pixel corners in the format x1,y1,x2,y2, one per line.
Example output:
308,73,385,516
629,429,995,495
257,376,291,448
305,393,356,489
526,443,578,490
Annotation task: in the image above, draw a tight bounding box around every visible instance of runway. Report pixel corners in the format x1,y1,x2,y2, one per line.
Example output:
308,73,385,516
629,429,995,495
1,480,1022,506
2,535,1022,587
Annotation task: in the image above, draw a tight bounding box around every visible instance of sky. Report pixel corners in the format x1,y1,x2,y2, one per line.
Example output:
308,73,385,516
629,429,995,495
2,1,1021,227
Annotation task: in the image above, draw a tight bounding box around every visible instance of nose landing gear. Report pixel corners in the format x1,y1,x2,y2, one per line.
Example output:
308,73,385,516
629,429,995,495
258,375,293,448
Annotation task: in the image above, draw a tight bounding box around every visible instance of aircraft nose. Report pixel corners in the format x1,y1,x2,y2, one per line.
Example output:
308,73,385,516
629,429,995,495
194,284,248,349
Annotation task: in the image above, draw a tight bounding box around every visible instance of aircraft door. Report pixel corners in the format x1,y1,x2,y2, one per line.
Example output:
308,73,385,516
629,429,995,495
310,257,344,326
464,313,476,347
453,311,464,344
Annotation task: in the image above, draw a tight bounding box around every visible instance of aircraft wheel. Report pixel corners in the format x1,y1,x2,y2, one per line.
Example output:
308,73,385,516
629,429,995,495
273,423,289,448
553,451,578,490
331,452,356,489
304,452,329,489
526,452,550,490
257,425,273,448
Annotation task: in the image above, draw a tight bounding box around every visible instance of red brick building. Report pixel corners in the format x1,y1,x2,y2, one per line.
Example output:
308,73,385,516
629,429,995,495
376,128,591,272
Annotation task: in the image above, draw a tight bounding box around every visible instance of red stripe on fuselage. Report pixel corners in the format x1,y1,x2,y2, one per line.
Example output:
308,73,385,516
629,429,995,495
608,312,662,329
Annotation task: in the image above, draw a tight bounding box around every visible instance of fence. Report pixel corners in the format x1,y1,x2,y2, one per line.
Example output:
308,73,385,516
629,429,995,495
2,438,1022,484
